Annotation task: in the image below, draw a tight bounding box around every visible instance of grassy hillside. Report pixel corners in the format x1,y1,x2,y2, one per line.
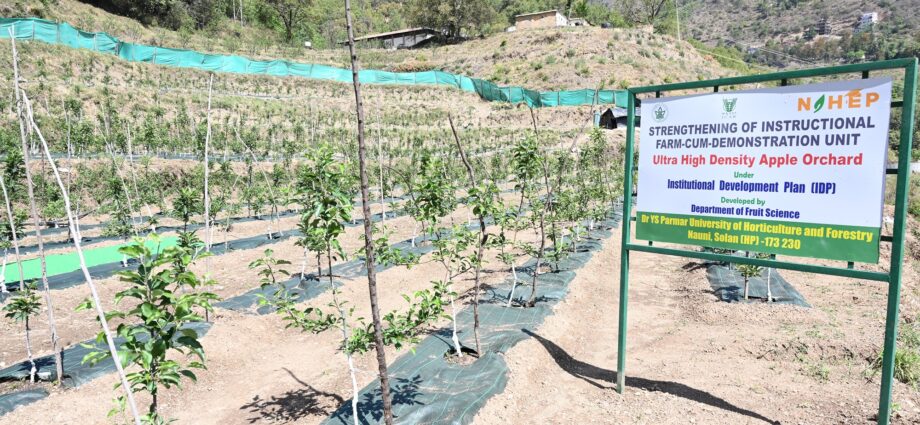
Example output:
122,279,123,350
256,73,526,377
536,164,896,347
3,1,730,92
0,1,732,146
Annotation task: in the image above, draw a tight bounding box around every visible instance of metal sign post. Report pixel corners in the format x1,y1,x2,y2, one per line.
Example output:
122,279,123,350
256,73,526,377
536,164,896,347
616,58,917,425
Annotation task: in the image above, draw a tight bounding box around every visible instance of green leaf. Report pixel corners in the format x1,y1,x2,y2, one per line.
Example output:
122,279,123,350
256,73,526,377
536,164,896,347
814,94,826,113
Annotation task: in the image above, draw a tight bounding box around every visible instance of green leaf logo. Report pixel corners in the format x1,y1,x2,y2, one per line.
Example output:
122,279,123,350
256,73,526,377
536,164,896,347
814,95,825,113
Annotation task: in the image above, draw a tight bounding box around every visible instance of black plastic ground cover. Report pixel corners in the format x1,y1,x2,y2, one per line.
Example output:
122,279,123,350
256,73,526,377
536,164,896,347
22,201,386,253
706,263,809,307
21,209,301,253
31,188,408,242
217,210,510,315
0,199,482,415
2,206,415,300
322,207,623,425
0,389,49,416
216,231,441,314
0,321,213,416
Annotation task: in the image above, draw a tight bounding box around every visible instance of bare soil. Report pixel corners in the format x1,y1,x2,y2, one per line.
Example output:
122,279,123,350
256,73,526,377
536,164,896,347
3,208,919,424
473,228,920,424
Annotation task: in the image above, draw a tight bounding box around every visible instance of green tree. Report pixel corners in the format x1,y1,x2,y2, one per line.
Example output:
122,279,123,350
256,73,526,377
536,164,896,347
360,225,420,270
408,0,497,39
172,186,201,233
102,204,136,267
619,0,669,25
737,261,763,301
432,224,476,357
1,210,25,293
79,234,218,423
3,284,41,383
294,144,353,282
253,248,449,425
266,0,312,42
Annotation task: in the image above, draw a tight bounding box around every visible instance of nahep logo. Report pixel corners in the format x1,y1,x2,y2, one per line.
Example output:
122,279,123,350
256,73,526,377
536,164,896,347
797,89,881,113
721,97,737,119
653,103,668,122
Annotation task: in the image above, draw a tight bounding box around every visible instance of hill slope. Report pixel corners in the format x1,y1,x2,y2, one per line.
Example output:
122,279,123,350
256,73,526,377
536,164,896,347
684,0,920,65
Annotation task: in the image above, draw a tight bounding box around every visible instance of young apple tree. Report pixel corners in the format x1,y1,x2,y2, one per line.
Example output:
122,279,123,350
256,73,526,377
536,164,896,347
3,283,41,383
80,234,218,423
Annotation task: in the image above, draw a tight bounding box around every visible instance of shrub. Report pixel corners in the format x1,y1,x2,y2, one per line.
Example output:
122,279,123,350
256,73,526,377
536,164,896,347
870,322,920,387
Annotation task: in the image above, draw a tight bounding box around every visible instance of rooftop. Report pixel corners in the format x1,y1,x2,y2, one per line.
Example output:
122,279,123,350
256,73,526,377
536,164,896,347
514,10,562,19
352,27,441,42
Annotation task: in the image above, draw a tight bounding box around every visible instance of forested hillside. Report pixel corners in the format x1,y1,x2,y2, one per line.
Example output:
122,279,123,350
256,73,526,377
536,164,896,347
682,0,920,67
2,0,629,49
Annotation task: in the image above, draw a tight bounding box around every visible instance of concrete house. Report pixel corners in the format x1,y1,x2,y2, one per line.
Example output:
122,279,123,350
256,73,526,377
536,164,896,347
514,10,568,30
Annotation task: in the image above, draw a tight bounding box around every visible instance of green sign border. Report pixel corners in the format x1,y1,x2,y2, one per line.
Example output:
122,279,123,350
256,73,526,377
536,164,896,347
616,59,917,425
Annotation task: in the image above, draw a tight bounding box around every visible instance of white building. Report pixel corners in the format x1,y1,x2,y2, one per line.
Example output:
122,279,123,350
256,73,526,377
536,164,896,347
514,10,568,30
857,12,879,32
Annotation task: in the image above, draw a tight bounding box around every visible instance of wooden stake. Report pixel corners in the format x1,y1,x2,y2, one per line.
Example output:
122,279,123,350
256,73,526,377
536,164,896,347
344,1,394,423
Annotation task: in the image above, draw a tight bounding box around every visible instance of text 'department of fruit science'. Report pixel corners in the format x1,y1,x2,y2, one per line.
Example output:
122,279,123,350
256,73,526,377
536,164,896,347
636,78,893,263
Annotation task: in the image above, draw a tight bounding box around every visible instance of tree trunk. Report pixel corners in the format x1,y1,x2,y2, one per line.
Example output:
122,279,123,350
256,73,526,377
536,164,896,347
446,269,463,357
105,145,140,237
300,246,309,282
377,116,387,221
527,209,547,308
506,189,526,308
743,276,750,301
527,163,553,308
24,316,35,383
448,115,483,355
126,126,156,232
766,267,773,303
326,248,360,425
343,2,394,422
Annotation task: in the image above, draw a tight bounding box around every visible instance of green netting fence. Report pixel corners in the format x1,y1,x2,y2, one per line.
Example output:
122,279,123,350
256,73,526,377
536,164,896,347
0,17,627,108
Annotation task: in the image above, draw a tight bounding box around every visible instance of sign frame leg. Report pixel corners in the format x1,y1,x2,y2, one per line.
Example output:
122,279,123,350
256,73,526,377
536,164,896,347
876,58,917,425
617,90,637,395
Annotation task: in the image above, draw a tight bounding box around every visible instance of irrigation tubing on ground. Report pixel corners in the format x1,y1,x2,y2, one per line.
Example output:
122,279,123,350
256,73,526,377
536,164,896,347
0,204,413,416
323,204,624,425
0,192,537,416
1,197,412,299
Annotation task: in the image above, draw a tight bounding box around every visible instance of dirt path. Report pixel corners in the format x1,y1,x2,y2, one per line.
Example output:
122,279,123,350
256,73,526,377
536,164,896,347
474,229,920,424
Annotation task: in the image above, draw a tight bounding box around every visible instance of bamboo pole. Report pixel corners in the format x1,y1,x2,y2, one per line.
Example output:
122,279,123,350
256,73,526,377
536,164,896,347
22,88,143,425
203,74,214,323
8,27,64,389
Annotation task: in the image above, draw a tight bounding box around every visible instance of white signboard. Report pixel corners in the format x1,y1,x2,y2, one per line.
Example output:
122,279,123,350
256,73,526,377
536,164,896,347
636,78,892,263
